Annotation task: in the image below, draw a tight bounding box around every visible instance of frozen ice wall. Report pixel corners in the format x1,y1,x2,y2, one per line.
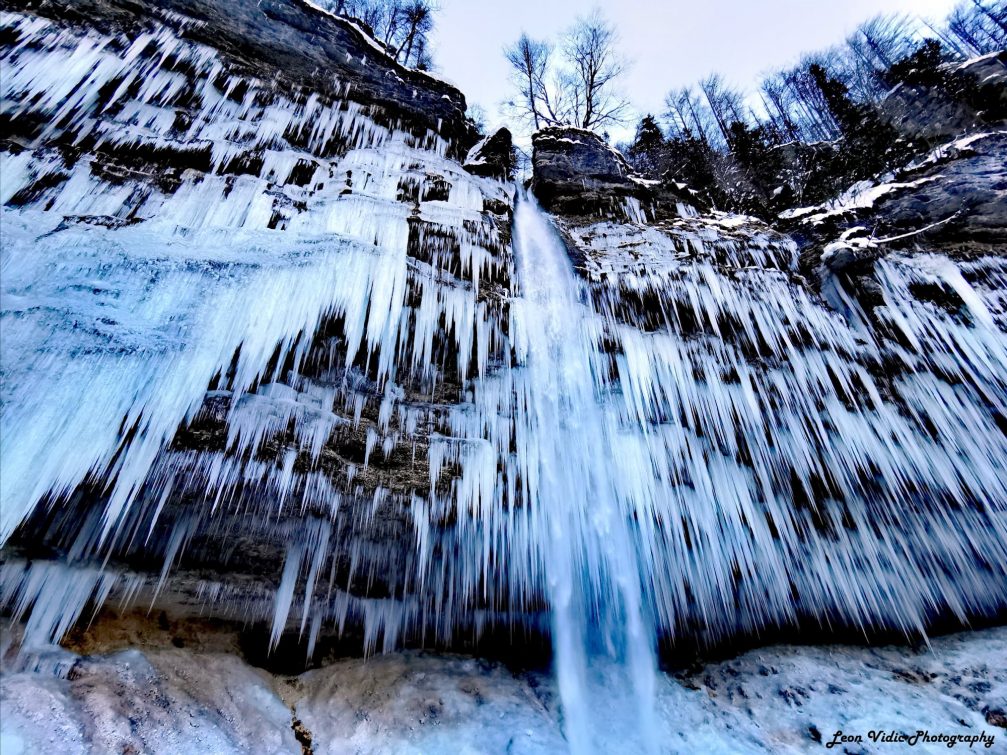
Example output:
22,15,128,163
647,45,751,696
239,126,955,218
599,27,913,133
0,1,517,652
563,211,1007,642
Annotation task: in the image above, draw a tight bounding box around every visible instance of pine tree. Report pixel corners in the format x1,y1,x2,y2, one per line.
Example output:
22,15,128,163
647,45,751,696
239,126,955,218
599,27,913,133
726,121,785,215
809,63,911,180
627,115,666,175
885,39,947,88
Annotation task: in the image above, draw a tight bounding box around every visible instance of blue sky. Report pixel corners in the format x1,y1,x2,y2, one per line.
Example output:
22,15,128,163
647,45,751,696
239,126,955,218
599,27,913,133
430,0,962,141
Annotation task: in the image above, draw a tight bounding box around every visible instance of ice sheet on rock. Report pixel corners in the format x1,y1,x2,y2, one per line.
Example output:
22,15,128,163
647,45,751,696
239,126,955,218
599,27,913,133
556,211,1007,646
0,9,510,547
3,626,1003,755
0,645,300,755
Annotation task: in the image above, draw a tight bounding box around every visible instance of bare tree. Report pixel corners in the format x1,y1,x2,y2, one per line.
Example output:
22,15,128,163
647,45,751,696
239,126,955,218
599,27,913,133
854,15,916,69
972,0,1007,37
782,55,843,141
663,86,717,144
324,0,436,69
395,1,434,67
503,34,563,129
503,12,628,133
698,74,748,147
663,87,694,139
758,75,801,142
561,13,630,130
842,15,917,101
946,0,1007,54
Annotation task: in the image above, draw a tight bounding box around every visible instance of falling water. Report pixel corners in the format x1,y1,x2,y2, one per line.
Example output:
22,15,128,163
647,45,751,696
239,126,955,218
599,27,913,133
510,191,657,754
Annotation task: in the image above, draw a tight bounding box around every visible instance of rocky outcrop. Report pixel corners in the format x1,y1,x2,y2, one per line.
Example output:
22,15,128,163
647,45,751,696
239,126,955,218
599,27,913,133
463,126,515,181
883,51,1007,142
780,131,1007,310
531,126,692,220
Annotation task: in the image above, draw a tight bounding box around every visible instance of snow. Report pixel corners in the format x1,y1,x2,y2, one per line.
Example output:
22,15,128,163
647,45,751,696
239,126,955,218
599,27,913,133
2,623,1004,754
907,130,1007,170
628,174,661,188
779,175,941,223
464,133,492,165
956,50,1005,69
707,210,762,229
342,19,393,58
1,642,299,754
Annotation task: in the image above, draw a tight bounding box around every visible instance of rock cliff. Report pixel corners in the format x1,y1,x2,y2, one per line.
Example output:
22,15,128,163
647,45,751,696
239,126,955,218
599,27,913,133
531,123,1007,651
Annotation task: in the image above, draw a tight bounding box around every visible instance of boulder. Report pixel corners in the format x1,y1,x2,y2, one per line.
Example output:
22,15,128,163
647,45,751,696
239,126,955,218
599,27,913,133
463,127,514,180
531,126,693,220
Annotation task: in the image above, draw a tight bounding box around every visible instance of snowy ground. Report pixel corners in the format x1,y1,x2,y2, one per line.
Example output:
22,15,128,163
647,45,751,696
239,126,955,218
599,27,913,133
1,621,1003,754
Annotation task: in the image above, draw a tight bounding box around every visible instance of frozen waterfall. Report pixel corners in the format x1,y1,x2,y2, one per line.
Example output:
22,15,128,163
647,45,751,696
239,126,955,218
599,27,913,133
1,5,1007,754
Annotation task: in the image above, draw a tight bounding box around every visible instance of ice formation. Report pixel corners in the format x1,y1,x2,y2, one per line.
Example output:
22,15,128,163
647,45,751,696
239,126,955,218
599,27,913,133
2,615,1004,754
1,2,1007,753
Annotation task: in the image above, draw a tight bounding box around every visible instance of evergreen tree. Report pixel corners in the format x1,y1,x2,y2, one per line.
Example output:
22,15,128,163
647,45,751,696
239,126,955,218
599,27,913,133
885,39,947,88
627,115,666,175
726,121,785,215
663,136,727,209
809,63,911,179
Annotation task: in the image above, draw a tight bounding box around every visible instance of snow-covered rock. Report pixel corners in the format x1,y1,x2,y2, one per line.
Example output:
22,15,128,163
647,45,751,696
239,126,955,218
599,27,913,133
463,127,515,180
531,126,693,221
783,131,1007,246
2,615,1004,754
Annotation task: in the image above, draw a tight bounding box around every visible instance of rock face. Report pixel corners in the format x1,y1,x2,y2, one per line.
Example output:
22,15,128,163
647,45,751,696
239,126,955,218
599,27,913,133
531,126,691,220
785,131,1007,262
527,121,1007,650
0,0,475,150
775,130,1007,318
463,126,515,180
2,0,1006,715
1,0,518,654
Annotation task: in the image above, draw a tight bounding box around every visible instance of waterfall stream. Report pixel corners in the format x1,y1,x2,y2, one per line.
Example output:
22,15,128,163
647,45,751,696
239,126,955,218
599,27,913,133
510,191,657,754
